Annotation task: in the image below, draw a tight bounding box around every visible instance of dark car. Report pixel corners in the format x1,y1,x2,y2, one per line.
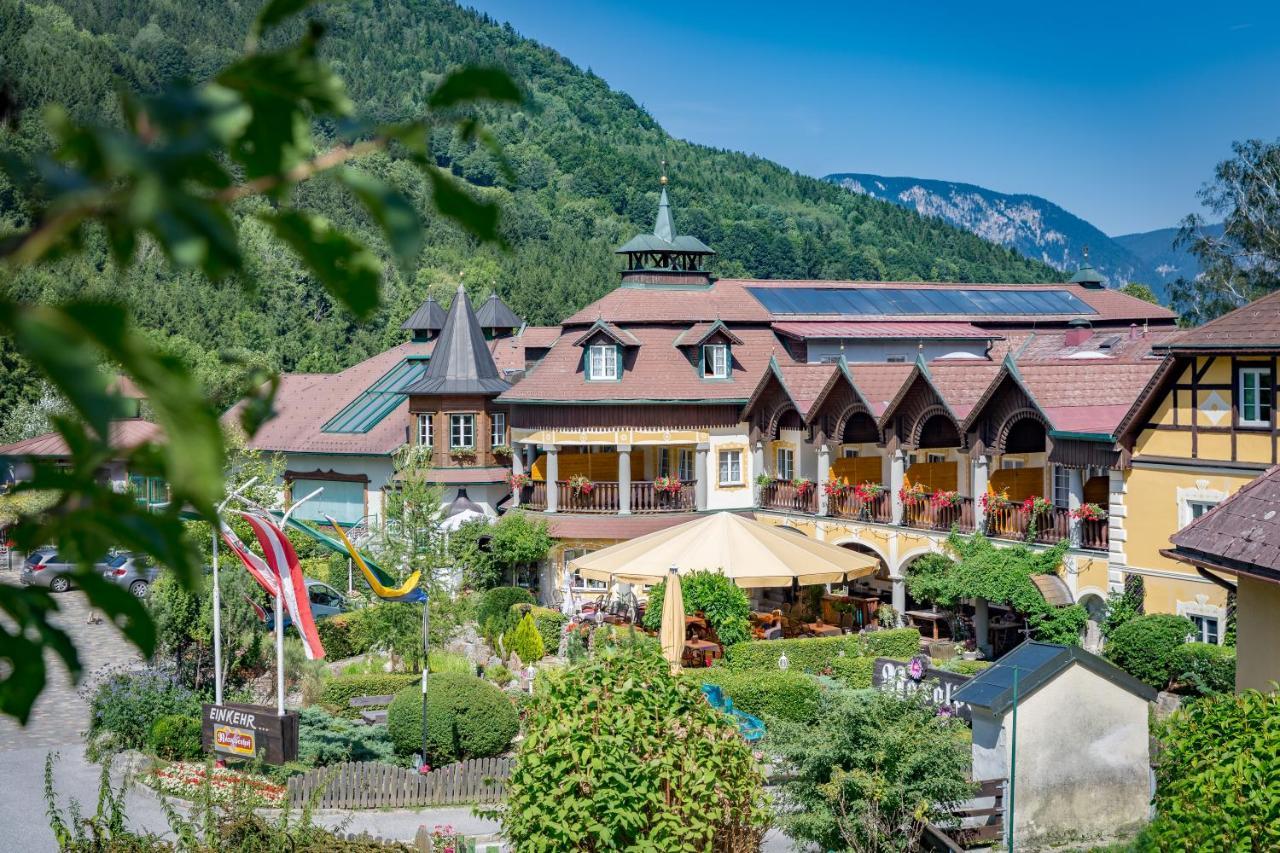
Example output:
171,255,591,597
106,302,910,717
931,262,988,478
102,552,162,597
20,548,90,593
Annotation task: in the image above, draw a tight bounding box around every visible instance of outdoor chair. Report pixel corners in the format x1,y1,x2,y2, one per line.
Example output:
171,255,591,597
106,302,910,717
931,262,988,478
762,625,782,640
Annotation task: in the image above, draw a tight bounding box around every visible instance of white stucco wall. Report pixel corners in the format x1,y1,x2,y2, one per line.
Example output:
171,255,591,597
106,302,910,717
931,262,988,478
706,427,755,511
277,453,396,522
970,662,1151,848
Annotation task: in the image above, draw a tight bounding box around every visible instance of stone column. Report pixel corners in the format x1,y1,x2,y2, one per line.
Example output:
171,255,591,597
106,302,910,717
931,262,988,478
510,442,526,507
543,444,559,513
889,449,907,525
695,442,709,511
971,453,990,532
816,442,831,516
1067,467,1085,547
617,444,632,515
973,596,991,656
752,440,767,505
891,575,907,616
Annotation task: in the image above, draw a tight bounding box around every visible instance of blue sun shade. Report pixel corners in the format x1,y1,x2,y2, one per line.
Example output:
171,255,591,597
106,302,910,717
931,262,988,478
748,287,1095,316
321,357,430,434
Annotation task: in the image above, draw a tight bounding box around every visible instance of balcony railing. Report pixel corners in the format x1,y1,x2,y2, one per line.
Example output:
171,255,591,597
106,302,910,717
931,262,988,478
828,489,893,523
984,504,1070,545
556,480,621,513
522,481,547,511
631,481,695,513
902,495,976,533
1079,517,1109,551
760,479,819,514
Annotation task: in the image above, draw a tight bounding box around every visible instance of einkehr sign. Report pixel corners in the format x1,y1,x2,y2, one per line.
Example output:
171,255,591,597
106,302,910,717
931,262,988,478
202,703,298,765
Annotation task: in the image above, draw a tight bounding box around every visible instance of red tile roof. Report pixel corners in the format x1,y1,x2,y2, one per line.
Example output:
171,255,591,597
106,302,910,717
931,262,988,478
673,321,744,347
924,362,1003,421
1014,362,1163,436
425,467,508,484
517,326,562,348
0,419,163,458
1160,289,1280,351
1166,465,1280,579
498,326,780,403
773,321,999,340
774,362,839,418
844,363,916,416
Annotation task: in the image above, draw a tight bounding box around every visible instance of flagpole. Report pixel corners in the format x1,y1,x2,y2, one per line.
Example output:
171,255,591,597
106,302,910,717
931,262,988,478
273,487,323,717
212,477,258,708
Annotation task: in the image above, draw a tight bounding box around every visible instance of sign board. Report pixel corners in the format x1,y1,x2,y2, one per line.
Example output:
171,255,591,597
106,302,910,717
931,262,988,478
201,703,298,765
871,657,974,722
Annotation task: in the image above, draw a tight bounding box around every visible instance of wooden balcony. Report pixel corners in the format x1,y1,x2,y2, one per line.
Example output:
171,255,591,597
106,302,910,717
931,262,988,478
522,481,547,511
1079,517,1109,551
984,504,1070,546
902,494,976,533
759,479,819,514
828,489,893,523
557,480,621,513
631,481,695,513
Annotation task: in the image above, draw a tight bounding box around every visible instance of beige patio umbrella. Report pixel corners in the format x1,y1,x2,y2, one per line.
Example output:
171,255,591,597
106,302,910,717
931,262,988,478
658,567,685,674
569,511,879,588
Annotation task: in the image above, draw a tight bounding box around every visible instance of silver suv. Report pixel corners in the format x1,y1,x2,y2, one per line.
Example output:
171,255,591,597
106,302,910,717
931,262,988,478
20,548,86,593
102,552,161,597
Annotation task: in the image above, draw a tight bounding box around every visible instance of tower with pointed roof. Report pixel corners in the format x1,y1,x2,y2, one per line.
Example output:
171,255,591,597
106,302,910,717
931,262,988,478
615,167,715,286
401,296,447,342
475,291,523,339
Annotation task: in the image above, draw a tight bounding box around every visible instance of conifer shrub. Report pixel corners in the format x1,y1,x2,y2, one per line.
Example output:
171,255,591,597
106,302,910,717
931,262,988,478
1104,614,1194,688
529,607,568,653
476,586,535,643
385,673,518,763
501,649,769,850
503,613,546,665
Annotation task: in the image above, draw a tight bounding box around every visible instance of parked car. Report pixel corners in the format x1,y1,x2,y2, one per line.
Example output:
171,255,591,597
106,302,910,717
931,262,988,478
102,552,162,597
20,548,97,593
262,579,350,628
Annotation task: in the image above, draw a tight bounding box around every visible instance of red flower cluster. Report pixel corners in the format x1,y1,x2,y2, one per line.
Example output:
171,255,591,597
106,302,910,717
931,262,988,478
1070,502,1108,521
507,472,532,489
930,490,963,509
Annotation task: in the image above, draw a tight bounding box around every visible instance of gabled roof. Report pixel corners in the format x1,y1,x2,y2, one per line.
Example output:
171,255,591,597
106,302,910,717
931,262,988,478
878,356,1000,428
474,292,523,331
403,284,511,396
952,640,1156,716
1157,289,1280,352
401,296,446,332
843,362,917,417
673,320,744,348
0,419,163,458
615,186,716,257
571,319,641,348
1165,464,1280,584
803,358,879,424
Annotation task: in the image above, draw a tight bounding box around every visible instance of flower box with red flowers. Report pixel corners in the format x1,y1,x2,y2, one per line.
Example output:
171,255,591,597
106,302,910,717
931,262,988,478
654,476,683,495
568,474,594,497
507,472,532,489
1070,502,1108,522
930,489,964,509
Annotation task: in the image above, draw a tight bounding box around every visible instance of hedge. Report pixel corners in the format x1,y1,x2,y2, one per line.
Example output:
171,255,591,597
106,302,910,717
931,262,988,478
385,673,519,762
529,607,568,654
719,628,923,674
1105,614,1195,689
1170,642,1236,695
691,669,821,723
478,586,536,642
320,673,418,717
825,656,877,689
938,658,993,677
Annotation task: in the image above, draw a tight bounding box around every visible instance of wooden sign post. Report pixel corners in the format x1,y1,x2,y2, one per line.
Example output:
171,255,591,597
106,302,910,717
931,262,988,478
202,703,299,765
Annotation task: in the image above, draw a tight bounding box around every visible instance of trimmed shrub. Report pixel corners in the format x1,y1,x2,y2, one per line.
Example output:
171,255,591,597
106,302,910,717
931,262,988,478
862,627,925,659
1170,642,1236,695
1105,614,1194,688
385,673,518,763
147,714,202,761
316,613,358,661
642,571,752,648
504,613,545,664
718,628,923,675
826,655,878,689
297,706,395,766
938,658,993,677
477,586,535,643
319,673,418,717
87,669,201,760
530,607,568,653
696,669,822,723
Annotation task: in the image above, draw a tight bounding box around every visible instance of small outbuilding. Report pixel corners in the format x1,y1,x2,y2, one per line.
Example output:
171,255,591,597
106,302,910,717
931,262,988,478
952,641,1156,849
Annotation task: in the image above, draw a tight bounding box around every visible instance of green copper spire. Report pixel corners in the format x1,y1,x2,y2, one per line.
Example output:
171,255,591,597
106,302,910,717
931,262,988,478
653,186,674,243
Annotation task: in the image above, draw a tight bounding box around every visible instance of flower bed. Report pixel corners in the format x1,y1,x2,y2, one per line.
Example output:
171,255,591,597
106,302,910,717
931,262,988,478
149,762,287,807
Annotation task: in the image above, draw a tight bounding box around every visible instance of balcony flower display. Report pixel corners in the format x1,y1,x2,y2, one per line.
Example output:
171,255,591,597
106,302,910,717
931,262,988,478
1022,495,1054,516
898,479,929,505
568,474,594,497
1071,502,1108,522
930,489,964,509
491,444,513,458
853,482,884,502
450,446,477,462
654,475,683,495
792,478,815,498
823,477,851,498
979,485,1012,512
507,472,532,490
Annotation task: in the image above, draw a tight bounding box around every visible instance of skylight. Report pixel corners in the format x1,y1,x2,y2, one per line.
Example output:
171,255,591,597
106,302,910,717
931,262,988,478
748,287,1096,317
321,357,430,434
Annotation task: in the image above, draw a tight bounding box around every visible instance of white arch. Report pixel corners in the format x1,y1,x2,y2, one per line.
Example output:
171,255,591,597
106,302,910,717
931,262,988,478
893,544,942,578
828,535,890,568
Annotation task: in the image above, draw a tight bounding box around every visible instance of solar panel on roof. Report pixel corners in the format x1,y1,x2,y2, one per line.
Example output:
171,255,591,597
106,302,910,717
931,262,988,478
322,357,430,434
747,287,1096,317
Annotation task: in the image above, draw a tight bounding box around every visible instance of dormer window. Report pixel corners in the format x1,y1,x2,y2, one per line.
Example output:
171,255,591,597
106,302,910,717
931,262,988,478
703,344,729,379
588,344,619,381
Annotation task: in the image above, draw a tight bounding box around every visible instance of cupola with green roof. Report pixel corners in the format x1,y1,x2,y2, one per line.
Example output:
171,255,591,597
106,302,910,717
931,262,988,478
615,168,715,286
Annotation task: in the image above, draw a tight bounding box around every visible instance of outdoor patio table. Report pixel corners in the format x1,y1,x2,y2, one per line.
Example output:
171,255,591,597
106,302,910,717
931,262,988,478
849,595,881,628
904,609,949,640
684,638,723,667
804,622,843,637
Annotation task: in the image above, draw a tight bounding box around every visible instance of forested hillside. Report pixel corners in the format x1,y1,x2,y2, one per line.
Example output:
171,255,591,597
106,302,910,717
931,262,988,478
0,0,1055,424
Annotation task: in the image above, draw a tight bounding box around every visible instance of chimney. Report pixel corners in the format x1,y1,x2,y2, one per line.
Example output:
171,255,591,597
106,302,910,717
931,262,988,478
1065,317,1092,348
1129,323,1138,340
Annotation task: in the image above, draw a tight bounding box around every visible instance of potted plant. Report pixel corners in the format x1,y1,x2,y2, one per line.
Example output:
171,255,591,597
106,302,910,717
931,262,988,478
792,478,815,498
1071,502,1108,522
898,482,928,505
507,472,532,490
450,446,477,463
930,489,963,509
654,475,683,495
492,444,513,460
1021,495,1055,541
823,479,849,498
568,474,594,498
754,472,774,487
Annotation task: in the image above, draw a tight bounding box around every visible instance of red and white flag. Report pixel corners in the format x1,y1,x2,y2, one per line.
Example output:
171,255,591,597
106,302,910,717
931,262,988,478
218,520,278,597
240,511,325,660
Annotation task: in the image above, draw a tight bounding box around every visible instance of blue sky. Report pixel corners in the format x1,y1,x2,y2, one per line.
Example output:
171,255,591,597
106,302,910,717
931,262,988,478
467,1,1280,235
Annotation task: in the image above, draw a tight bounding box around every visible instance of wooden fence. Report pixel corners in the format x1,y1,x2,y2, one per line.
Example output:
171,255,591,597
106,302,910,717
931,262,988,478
287,757,513,809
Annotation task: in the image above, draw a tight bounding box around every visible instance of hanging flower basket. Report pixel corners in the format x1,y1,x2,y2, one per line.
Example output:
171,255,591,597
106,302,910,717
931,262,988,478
1071,502,1108,522
654,476,683,495
568,474,594,497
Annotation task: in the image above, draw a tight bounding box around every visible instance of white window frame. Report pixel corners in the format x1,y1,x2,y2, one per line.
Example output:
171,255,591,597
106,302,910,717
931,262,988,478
449,413,475,449
677,449,695,482
1189,614,1220,645
926,452,946,465
718,449,743,485
490,412,506,448
1238,367,1271,428
703,344,729,379
842,447,859,458
1002,458,1024,469
776,446,795,480
1052,466,1071,509
417,412,434,447
1177,482,1226,528
1177,596,1227,645
587,344,619,381
565,547,608,591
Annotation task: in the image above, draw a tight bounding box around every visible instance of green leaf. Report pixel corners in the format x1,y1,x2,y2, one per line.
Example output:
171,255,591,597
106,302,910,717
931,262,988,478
428,67,521,109
253,0,321,39
337,168,423,279
263,209,382,320
427,168,502,244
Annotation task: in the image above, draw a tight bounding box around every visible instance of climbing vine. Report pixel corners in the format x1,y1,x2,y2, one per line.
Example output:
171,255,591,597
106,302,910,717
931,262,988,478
906,532,1088,646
